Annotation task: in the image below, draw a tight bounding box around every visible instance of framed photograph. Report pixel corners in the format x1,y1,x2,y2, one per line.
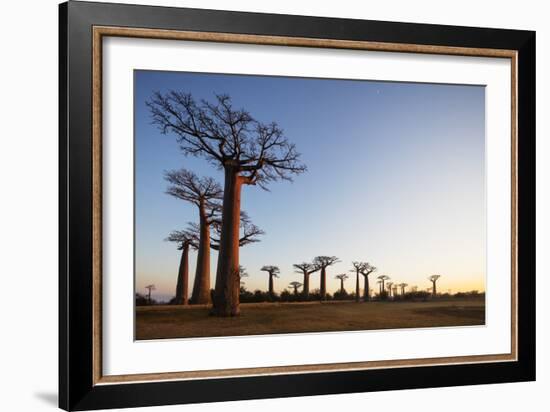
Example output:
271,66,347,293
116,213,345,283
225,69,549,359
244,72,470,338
59,1,535,410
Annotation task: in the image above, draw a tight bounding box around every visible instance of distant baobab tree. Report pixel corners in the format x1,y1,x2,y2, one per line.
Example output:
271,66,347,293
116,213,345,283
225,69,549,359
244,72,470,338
429,274,441,296
376,280,383,295
165,229,196,305
148,92,306,316
164,168,222,304
261,266,280,298
335,274,349,293
377,275,390,295
360,263,377,302
386,282,394,298
293,262,320,298
144,284,156,304
289,281,303,295
313,256,340,300
351,261,367,302
392,284,398,297
398,283,408,295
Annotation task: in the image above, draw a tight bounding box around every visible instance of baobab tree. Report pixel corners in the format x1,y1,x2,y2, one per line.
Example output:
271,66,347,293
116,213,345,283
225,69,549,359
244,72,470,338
376,280,383,295
164,168,222,304
144,284,156,304
261,266,280,298
392,284,398,297
360,263,377,302
335,274,349,293
429,274,441,296
165,229,196,305
398,283,408,295
289,281,303,295
351,261,367,302
293,262,320,298
148,92,306,316
377,275,390,296
386,282,394,298
209,211,264,250
313,256,340,300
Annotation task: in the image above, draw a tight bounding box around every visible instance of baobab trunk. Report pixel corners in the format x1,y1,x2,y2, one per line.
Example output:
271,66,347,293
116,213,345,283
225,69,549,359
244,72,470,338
303,273,310,298
432,282,437,296
320,267,327,300
175,243,190,305
191,207,211,304
212,166,242,316
269,275,274,298
340,278,345,293
363,276,370,302
355,273,360,302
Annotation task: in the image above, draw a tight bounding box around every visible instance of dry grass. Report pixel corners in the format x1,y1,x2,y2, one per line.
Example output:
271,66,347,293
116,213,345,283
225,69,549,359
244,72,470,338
135,298,485,340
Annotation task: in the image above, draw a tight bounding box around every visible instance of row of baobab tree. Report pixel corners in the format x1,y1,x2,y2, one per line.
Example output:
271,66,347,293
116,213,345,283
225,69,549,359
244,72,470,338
238,262,442,302
162,239,444,305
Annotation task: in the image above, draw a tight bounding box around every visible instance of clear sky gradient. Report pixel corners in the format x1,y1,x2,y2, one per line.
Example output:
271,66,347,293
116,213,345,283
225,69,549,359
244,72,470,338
134,70,486,302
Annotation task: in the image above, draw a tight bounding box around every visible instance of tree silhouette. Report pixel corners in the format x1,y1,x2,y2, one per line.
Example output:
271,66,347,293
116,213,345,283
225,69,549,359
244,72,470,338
239,265,249,286
335,273,349,293
429,274,441,296
144,284,156,304
392,284,398,297
398,283,408,295
351,262,367,302
360,263,377,302
164,168,222,304
313,256,340,300
289,281,303,295
386,282,394,298
209,211,264,250
293,262,320,298
377,275,390,295
376,280,383,295
261,266,280,298
166,229,197,305
148,92,306,316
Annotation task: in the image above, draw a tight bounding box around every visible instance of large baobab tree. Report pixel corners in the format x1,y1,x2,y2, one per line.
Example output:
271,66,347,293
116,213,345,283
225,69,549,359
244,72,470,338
261,266,280,299
398,283,408,295
148,92,306,316
429,275,441,296
293,262,320,298
313,256,340,300
360,263,377,302
289,281,303,295
351,262,366,302
164,168,222,304
166,229,196,305
335,274,349,293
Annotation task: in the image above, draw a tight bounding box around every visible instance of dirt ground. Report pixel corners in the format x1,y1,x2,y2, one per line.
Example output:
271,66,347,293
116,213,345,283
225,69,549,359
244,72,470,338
135,298,485,340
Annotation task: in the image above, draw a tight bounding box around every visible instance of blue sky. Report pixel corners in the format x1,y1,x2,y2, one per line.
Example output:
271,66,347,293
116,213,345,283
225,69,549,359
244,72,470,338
134,70,485,302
